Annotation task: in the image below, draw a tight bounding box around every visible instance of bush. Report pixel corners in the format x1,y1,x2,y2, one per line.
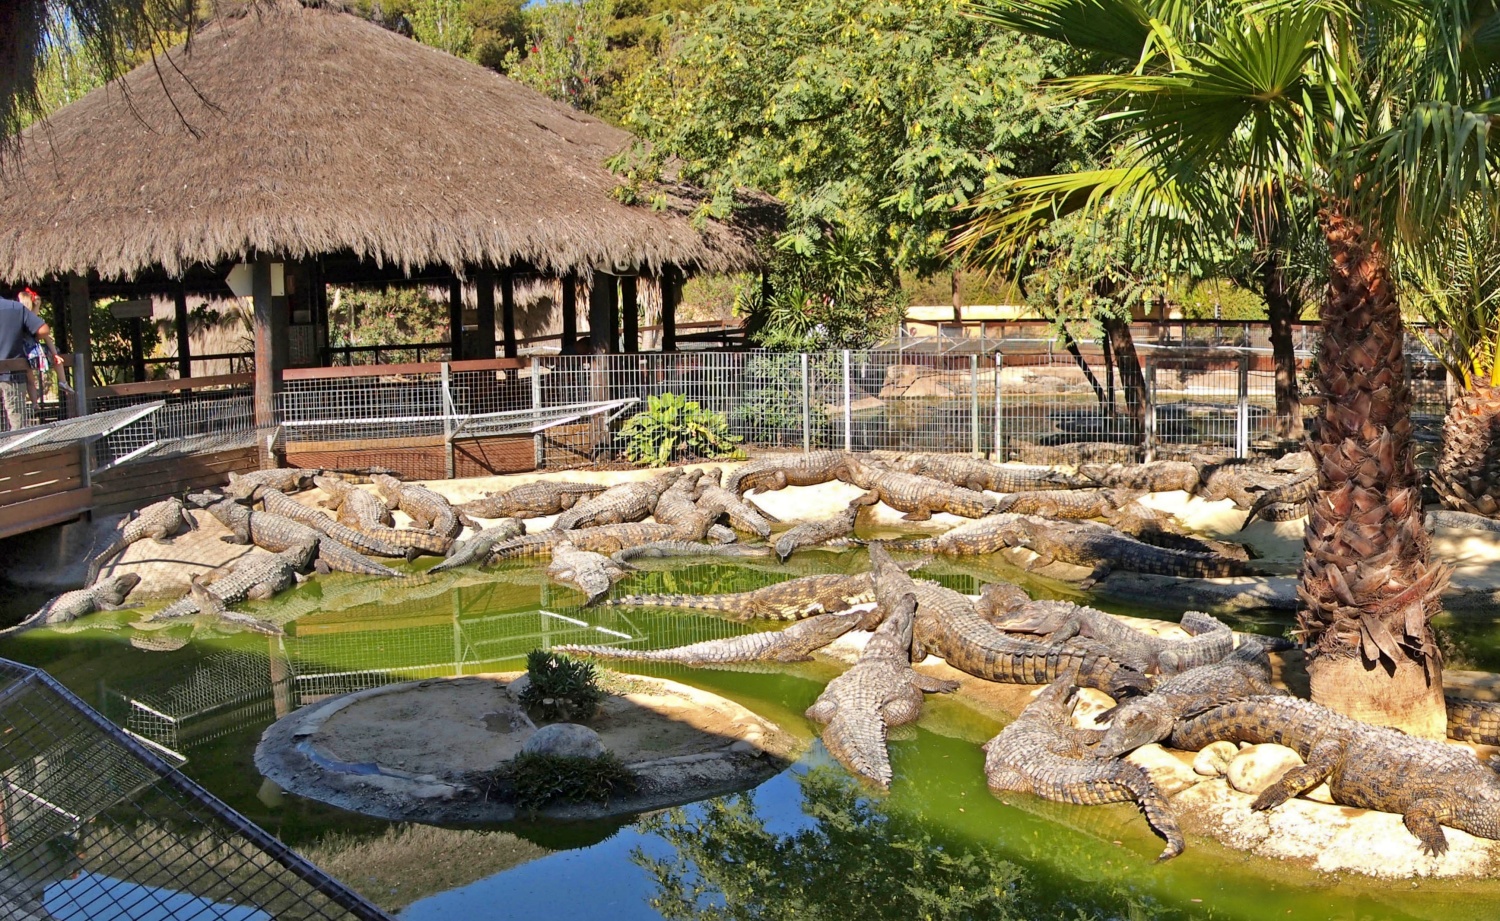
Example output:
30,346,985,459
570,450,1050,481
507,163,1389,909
620,392,742,466
500,751,637,811
519,650,605,722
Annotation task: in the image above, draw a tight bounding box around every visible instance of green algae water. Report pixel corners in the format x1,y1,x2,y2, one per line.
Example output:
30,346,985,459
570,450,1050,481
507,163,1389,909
4,548,1500,921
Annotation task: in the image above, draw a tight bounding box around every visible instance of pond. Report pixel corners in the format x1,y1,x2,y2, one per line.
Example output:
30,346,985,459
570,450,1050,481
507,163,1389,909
4,548,1500,920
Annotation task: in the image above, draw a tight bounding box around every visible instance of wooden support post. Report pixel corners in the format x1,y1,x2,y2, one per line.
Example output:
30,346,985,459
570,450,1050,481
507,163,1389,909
473,269,497,359
448,277,464,361
66,275,91,416
607,277,620,353
174,283,192,380
129,317,146,382
661,266,679,353
500,270,518,359
561,274,578,355
620,276,638,354
48,280,68,355
253,257,286,467
589,273,616,353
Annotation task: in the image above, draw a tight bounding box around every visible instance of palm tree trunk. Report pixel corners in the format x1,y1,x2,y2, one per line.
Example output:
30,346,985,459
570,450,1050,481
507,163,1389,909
1301,211,1449,738
1100,315,1147,436
1261,252,1304,440
1432,380,1500,516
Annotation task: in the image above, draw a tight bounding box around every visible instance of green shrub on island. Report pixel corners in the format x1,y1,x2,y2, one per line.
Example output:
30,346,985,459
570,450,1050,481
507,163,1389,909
501,751,638,811
620,393,743,466
520,650,605,722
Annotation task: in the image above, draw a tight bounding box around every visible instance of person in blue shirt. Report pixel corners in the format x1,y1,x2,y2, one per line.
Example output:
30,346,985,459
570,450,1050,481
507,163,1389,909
1,288,65,431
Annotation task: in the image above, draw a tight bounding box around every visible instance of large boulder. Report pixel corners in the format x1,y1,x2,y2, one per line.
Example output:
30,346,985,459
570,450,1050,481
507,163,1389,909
1227,743,1303,796
521,723,606,760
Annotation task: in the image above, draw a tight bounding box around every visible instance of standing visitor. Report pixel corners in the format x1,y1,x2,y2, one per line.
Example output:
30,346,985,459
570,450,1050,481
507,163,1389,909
1,288,65,431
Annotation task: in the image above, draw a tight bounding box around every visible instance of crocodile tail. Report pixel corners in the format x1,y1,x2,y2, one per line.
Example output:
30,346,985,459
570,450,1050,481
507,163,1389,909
554,643,665,662
818,710,893,788
1077,654,1151,699
605,593,736,612
85,538,128,586
880,537,938,552
1117,767,1185,860
1446,696,1500,745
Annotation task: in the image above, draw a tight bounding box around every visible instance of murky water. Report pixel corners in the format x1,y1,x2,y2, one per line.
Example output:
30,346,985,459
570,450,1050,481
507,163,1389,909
3,547,1499,920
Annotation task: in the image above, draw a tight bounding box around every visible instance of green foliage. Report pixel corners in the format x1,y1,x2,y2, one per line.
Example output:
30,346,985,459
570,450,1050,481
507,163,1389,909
500,751,637,811
504,0,612,109
410,0,475,55
1168,280,1266,321
742,239,907,350
520,650,605,722
89,300,162,386
1397,204,1500,388
620,393,742,466
728,353,834,446
327,286,450,350
635,767,1036,921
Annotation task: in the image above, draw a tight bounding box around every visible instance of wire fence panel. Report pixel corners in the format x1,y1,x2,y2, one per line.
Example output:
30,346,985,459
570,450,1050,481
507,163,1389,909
279,374,447,444
89,386,256,469
0,658,391,921
995,348,1143,463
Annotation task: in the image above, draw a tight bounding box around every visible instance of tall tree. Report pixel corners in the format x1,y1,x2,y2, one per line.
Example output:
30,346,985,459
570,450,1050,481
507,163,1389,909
958,0,1500,736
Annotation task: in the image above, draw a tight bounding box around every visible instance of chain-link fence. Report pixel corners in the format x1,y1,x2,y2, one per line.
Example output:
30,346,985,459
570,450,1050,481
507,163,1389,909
88,382,256,470
0,657,391,921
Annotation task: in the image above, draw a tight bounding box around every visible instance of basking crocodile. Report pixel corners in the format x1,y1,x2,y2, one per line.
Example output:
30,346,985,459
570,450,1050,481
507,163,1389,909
1241,470,1318,530
456,480,608,520
842,459,997,520
992,604,1236,677
805,591,959,788
611,541,774,564
724,450,853,495
485,520,702,563
373,474,464,539
261,488,413,559
1426,509,1500,533
188,491,404,577
991,488,1141,521
1091,640,1287,758
551,470,683,531
130,575,286,652
1080,461,1200,494
982,677,1185,860
224,467,322,502
1016,442,1141,466
607,572,880,621
1110,504,1254,562
3,573,141,636
869,453,1090,492
1002,517,1255,583
696,476,777,539
773,501,860,562
908,580,1150,699
314,476,451,556
558,608,866,666
1169,696,1500,855
548,542,632,604
650,469,710,528
974,581,1032,622
143,545,312,624
85,497,197,585
428,519,527,572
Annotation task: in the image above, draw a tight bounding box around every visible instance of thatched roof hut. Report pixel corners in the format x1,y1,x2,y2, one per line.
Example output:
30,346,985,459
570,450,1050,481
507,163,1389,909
0,0,769,285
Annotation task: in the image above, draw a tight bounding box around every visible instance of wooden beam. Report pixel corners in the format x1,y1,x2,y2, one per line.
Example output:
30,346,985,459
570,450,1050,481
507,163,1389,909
474,269,497,359
174,283,192,380
661,265,680,353
561,274,577,355
621,276,638,354
588,274,616,353
48,279,68,355
66,275,91,416
252,257,284,466
448,277,464,361
129,317,146,382
501,270,518,359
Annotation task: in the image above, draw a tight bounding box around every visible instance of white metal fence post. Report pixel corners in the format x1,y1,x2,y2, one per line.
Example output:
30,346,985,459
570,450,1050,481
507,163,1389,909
1143,358,1157,463
842,349,852,453
800,352,811,454
531,358,544,468
970,353,980,456
441,361,455,479
994,351,1004,459
1237,351,1250,458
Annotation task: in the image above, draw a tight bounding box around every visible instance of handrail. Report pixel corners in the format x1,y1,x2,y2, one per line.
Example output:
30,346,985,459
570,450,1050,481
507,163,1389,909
91,372,253,398
283,357,525,381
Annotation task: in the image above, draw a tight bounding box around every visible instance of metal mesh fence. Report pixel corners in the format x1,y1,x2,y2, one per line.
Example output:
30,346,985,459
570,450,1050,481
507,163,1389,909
0,658,390,921
88,385,256,470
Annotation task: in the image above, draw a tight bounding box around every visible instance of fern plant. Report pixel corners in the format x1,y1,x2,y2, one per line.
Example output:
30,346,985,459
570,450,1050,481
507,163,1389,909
620,393,742,466
520,650,605,723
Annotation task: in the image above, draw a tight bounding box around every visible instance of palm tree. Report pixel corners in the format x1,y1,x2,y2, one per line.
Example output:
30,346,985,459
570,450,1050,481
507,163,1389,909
956,0,1500,736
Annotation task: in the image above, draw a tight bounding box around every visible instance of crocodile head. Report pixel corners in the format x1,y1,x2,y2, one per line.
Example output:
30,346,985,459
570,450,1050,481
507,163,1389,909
183,490,227,510
103,572,142,604
1092,698,1175,758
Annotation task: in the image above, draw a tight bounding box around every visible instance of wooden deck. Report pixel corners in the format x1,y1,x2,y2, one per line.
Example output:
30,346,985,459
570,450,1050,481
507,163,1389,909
0,444,92,539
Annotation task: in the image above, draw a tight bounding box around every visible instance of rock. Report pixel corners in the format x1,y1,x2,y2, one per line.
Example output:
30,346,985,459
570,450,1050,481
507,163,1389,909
506,675,531,701
521,723,606,760
1126,743,1203,795
1193,741,1238,777
904,377,954,398
1227,743,1303,796
1305,781,1335,805
1070,688,1117,730
728,740,759,756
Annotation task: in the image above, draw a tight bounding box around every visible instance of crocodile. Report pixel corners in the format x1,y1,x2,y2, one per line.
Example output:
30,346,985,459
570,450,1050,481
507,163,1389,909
557,608,866,666
224,467,323,502
805,591,959,788
974,581,1033,622
456,480,609,520
607,572,880,621
908,580,1150,699
992,604,1236,677
1015,442,1141,466
261,488,414,559
551,470,683,531
1080,461,1200,494
548,542,632,604
3,573,141,636
1110,504,1254,561
485,521,701,563
314,476,452,556
870,452,1091,492
841,458,997,520
85,497,197,585
188,491,404,577
982,677,1185,860
650,469,710,528
696,476,778,539
372,474,464,539
991,488,1142,521
611,541,775,564
773,501,861,562
1241,470,1318,530
724,450,854,495
130,575,286,652
1169,696,1500,855
427,519,527,572
143,545,312,623
1426,509,1500,533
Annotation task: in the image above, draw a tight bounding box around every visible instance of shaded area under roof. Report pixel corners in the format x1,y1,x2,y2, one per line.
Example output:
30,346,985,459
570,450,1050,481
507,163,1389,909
0,0,772,284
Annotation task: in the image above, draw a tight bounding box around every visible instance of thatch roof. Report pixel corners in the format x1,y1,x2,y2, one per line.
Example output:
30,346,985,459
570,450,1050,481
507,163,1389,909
0,0,772,283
